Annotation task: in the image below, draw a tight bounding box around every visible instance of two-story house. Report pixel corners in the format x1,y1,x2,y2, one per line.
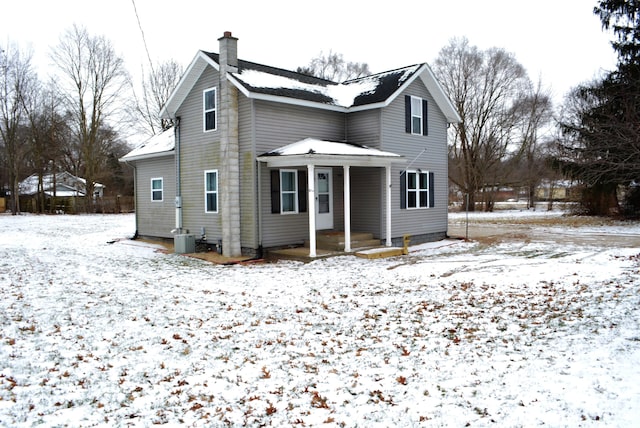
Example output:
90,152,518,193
121,32,460,258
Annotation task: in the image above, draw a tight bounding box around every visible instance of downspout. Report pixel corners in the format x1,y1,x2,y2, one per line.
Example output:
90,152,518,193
256,159,263,257
174,117,182,233
253,100,264,257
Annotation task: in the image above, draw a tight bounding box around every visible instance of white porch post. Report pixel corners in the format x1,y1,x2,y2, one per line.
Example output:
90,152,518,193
343,165,351,252
385,165,392,247
307,164,316,257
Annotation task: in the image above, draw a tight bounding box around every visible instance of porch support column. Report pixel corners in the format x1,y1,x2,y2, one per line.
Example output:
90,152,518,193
385,165,392,247
343,165,351,252
307,164,316,257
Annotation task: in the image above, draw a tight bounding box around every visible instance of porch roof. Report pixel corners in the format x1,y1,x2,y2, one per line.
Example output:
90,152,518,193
256,138,405,168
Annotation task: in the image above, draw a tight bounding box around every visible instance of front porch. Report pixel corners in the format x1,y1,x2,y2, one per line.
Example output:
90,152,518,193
267,230,409,262
257,138,406,259
266,230,380,261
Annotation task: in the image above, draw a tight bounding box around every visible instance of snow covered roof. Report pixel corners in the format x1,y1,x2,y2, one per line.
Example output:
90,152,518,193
257,138,404,168
120,128,175,162
226,57,420,109
161,51,460,122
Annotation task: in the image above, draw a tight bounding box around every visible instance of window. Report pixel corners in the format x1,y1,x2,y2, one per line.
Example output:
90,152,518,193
411,97,422,134
280,170,298,214
401,170,434,209
203,87,217,131
270,169,307,214
204,170,218,213
151,178,163,201
405,95,428,136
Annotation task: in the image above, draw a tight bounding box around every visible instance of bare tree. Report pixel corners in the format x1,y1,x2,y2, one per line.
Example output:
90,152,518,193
134,59,183,136
297,50,371,82
50,24,130,212
22,81,69,213
510,78,553,208
433,37,531,211
0,42,38,214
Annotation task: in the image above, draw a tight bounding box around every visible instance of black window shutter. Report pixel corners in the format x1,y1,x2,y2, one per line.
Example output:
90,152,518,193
405,95,411,134
298,171,307,213
270,170,280,214
400,172,407,209
429,172,435,207
422,99,428,136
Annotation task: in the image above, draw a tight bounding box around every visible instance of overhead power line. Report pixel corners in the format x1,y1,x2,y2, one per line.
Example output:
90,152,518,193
131,0,155,76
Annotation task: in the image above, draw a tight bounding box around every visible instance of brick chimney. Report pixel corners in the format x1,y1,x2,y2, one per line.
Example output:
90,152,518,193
218,32,241,257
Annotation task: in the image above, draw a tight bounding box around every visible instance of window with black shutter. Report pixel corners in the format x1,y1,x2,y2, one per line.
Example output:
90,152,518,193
405,95,428,136
401,170,434,209
270,169,307,214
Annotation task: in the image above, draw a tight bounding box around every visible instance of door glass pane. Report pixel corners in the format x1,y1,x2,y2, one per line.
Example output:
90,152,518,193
317,173,328,193
318,194,329,213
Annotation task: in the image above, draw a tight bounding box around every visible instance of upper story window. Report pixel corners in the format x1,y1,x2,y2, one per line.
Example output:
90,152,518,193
204,170,218,213
203,87,217,132
151,178,163,201
405,95,428,136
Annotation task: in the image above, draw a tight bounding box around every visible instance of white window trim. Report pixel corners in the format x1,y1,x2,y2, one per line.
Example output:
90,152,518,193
204,170,218,213
203,87,217,132
406,170,430,209
151,177,163,202
280,169,299,214
411,96,423,135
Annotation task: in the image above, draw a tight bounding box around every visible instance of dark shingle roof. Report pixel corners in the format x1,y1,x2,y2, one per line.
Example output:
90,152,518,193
202,51,421,108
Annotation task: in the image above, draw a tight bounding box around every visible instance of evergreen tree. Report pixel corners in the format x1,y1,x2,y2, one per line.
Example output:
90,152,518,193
558,1,640,216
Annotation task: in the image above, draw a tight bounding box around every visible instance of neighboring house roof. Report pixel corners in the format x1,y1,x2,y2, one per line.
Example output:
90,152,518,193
120,127,175,162
257,138,404,168
161,51,461,123
19,171,104,197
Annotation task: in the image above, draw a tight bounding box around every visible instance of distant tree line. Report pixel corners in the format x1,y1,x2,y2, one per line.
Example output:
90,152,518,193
0,24,181,214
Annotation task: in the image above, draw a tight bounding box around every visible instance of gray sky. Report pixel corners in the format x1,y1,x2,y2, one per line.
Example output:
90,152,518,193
3,0,617,104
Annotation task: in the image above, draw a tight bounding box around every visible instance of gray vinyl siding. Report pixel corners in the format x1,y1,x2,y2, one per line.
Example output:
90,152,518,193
255,100,346,248
175,67,222,241
346,109,381,147
254,100,345,152
133,155,175,239
380,79,449,241
350,167,382,237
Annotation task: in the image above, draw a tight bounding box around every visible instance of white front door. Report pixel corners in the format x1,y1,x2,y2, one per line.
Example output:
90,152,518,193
315,168,333,230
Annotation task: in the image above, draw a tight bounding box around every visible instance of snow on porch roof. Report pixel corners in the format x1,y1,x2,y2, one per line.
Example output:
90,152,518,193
120,127,175,162
257,138,404,168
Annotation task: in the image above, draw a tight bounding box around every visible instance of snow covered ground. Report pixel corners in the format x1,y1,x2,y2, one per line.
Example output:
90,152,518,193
1,212,639,427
